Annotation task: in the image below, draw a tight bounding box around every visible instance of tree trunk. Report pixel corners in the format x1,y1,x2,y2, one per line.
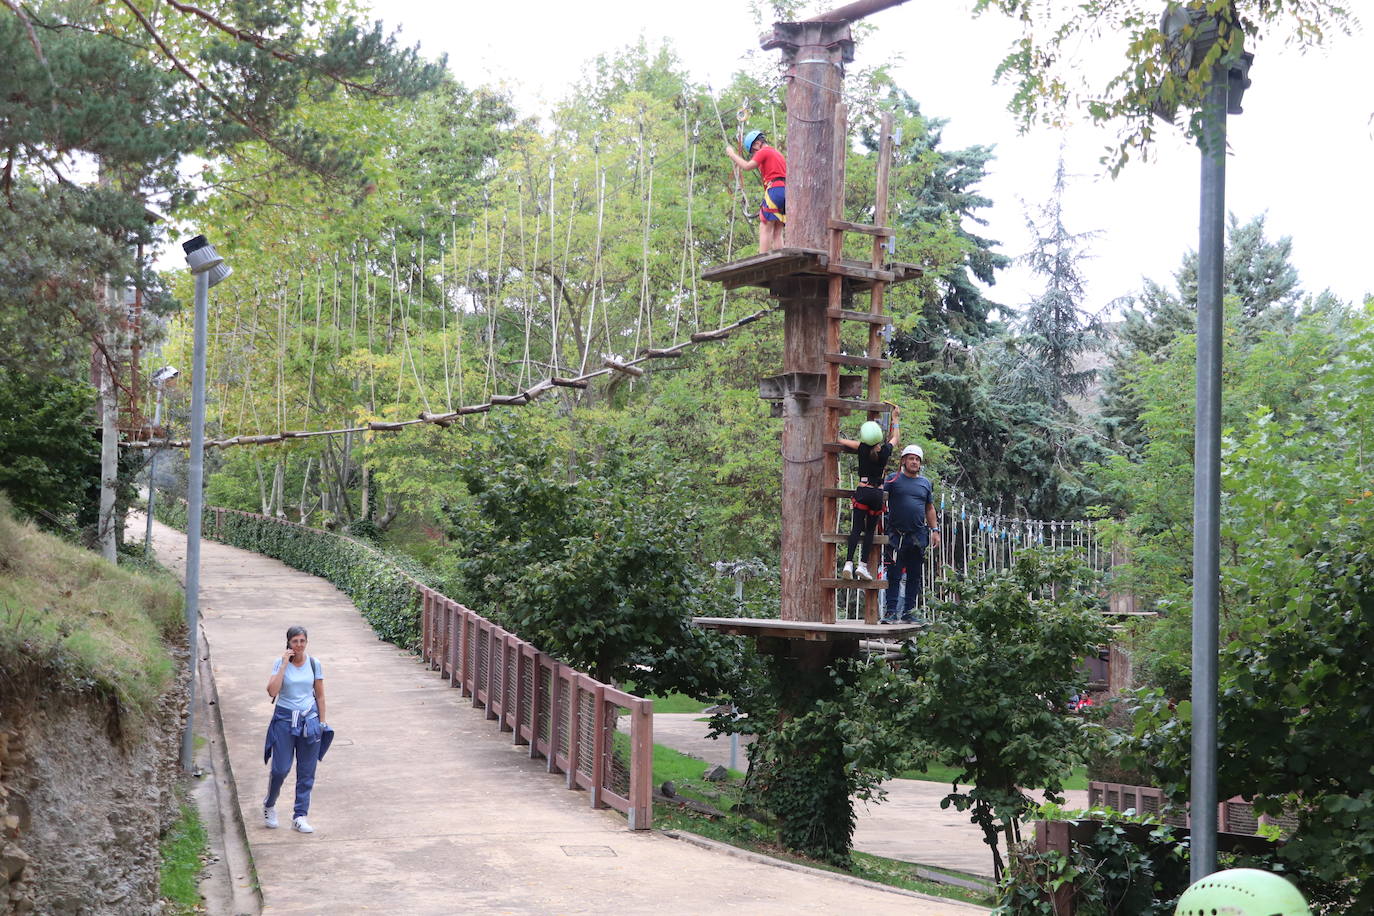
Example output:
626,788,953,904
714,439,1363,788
272,459,286,517
376,493,400,531
254,459,269,515
98,360,118,562
360,464,371,521
298,457,313,524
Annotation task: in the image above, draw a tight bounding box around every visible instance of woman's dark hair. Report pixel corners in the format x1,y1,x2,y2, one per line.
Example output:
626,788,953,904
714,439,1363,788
286,625,308,643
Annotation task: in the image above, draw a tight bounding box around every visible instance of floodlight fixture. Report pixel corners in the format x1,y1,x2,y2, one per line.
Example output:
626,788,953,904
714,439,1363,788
181,234,233,287
152,365,179,385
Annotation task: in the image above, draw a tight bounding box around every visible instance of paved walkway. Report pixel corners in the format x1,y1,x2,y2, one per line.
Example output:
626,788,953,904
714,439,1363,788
143,519,987,915
653,715,1089,878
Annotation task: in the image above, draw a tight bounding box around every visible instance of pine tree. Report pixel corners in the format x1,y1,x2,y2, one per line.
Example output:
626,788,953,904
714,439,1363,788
1006,155,1102,412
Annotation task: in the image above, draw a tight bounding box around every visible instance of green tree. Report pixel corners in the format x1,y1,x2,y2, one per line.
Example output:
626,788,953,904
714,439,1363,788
1,0,443,383
1007,156,1102,412
1119,313,1374,908
440,413,740,690
972,0,1358,172
890,550,1109,881
0,370,99,529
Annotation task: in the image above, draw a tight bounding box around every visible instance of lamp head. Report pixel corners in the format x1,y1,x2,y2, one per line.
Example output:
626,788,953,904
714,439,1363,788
152,366,179,385
182,234,232,287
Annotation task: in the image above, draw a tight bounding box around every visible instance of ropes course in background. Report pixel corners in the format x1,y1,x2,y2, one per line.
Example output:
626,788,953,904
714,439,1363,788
131,92,772,453
124,303,776,450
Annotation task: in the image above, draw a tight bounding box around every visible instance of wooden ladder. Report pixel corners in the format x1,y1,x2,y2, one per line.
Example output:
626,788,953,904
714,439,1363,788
820,108,897,626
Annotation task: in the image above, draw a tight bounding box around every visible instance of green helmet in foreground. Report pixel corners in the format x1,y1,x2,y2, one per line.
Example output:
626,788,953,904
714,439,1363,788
1174,868,1309,916
859,421,883,446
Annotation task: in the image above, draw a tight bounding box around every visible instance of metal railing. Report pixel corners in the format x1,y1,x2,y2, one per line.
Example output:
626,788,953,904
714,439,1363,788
204,507,654,830
832,479,1115,622
418,587,653,828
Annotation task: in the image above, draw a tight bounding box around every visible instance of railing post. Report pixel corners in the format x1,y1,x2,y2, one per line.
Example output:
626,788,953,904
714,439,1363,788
457,607,471,695
628,698,654,830
530,653,547,760
590,684,607,809
565,675,582,789
546,661,562,774
485,627,500,721
421,588,433,667
513,642,529,746
447,601,460,688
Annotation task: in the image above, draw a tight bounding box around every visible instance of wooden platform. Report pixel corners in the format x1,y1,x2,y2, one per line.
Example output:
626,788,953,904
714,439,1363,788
692,617,926,641
700,247,923,292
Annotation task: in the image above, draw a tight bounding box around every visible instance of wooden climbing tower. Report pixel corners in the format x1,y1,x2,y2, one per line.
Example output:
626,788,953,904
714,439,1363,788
700,5,922,636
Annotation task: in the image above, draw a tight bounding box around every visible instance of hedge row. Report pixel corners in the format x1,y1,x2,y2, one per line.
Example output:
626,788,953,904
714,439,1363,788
153,496,435,648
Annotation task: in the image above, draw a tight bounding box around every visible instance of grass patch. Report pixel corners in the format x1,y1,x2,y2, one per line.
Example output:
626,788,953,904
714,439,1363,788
621,681,719,714
159,800,207,914
654,797,994,907
652,740,744,785
0,498,184,726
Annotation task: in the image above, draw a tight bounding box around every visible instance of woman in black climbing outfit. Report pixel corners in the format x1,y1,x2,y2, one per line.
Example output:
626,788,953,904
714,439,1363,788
837,404,900,580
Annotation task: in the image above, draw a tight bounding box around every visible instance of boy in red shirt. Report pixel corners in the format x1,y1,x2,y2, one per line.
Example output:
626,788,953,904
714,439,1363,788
725,129,786,253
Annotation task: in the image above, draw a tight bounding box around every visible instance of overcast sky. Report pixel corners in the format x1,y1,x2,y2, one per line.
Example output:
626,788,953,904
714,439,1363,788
368,0,1372,317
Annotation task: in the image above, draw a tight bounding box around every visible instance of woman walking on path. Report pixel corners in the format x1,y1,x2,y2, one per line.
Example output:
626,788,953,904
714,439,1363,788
263,625,327,834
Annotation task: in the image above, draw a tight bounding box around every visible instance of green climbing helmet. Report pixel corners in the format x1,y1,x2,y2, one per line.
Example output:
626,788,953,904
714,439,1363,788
1174,868,1309,916
859,421,883,446
743,129,765,153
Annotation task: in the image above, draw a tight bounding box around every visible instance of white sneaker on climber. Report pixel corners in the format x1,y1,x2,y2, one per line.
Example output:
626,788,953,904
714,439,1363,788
855,562,873,581
841,561,854,579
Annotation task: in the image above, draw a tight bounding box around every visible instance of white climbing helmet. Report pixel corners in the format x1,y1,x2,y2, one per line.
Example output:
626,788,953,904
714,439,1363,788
901,445,924,460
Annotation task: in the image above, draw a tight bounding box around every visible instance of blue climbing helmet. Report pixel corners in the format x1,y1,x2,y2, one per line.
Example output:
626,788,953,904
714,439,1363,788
743,130,765,154
1174,868,1309,916
859,421,883,446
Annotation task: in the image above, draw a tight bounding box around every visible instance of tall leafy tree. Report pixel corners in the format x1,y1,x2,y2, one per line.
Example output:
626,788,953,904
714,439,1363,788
1,0,444,383
1100,213,1331,453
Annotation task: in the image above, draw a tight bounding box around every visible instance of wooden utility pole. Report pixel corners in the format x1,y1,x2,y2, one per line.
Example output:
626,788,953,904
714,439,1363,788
767,16,853,623
700,0,916,629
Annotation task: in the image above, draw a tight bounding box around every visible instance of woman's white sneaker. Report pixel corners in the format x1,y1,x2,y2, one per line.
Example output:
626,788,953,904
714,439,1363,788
263,806,278,829
292,816,314,834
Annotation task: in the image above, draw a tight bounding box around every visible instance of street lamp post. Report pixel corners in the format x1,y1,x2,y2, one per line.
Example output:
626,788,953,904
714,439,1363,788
180,235,231,772
143,366,179,552
1158,1,1253,880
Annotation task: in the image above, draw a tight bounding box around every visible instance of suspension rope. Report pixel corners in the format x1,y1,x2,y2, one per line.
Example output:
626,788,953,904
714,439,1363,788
130,304,777,450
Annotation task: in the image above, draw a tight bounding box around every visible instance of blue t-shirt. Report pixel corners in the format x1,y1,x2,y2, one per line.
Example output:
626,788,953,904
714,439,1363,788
271,656,322,713
884,472,934,533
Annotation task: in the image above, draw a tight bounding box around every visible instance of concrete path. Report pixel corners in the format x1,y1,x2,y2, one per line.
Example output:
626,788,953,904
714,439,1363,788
653,714,1090,879
142,519,987,915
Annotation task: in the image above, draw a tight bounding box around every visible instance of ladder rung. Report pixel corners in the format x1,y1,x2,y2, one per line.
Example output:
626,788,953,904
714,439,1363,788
828,218,895,238
821,532,889,545
828,262,895,283
820,578,889,589
826,308,892,325
824,352,890,369
825,397,886,413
